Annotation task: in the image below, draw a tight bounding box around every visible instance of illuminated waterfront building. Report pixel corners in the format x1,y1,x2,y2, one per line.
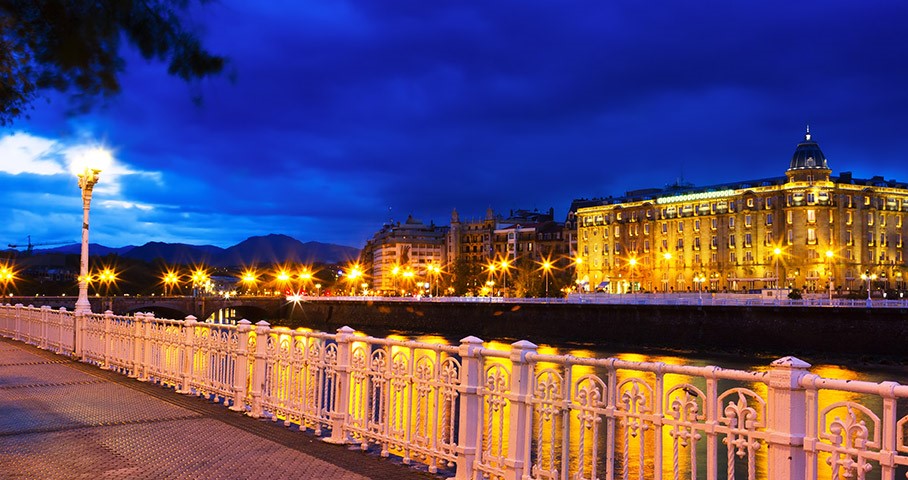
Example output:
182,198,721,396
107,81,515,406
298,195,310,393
362,215,448,293
575,129,908,293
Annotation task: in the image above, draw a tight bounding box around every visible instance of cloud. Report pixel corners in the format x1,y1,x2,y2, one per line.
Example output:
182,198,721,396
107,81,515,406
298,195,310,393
0,132,66,175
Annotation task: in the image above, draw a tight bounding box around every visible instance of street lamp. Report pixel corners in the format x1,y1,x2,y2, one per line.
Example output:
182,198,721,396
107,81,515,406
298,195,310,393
628,257,638,294
499,259,511,296
860,271,877,307
163,271,180,296
73,147,111,315
662,252,672,293
0,264,15,299
98,267,117,311
825,249,834,305
346,265,363,296
541,259,553,298
426,264,441,297
694,273,706,304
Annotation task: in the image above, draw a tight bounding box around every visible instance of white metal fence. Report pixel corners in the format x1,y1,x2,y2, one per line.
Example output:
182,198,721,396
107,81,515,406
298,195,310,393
1,302,907,480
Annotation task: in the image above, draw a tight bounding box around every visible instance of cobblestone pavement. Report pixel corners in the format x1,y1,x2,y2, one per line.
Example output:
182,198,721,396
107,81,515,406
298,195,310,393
0,338,442,480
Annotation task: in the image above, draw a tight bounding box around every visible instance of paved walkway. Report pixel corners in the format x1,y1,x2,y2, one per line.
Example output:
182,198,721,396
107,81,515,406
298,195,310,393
0,338,442,479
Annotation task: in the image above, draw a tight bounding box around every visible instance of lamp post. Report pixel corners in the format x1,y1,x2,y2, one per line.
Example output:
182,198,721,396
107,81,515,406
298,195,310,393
825,249,834,305
694,273,705,304
662,252,672,293
73,148,110,315
541,260,553,298
772,247,782,305
0,264,14,299
860,271,876,308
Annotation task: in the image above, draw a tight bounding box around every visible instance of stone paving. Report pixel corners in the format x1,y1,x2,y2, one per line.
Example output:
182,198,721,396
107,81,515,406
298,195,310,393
0,338,442,479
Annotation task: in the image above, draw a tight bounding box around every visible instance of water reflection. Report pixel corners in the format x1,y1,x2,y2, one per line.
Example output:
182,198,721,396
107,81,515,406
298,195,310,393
379,331,908,480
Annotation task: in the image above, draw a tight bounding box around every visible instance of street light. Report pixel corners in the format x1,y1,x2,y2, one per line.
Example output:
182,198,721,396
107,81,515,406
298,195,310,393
499,259,511,296
346,265,363,296
540,259,553,298
240,269,257,295
693,273,706,304
98,267,117,311
163,270,180,296
0,264,15,299
426,264,441,297
662,252,672,293
825,249,834,305
628,257,638,294
860,271,877,307
73,147,111,315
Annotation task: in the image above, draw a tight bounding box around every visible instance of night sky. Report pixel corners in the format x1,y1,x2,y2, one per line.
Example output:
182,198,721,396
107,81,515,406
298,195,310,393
3,0,908,250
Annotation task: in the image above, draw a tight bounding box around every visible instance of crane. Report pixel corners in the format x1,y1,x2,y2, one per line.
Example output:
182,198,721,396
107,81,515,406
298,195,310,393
7,235,74,255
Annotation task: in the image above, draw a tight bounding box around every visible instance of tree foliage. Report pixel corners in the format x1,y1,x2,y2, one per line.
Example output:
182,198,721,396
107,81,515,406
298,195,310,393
0,0,225,125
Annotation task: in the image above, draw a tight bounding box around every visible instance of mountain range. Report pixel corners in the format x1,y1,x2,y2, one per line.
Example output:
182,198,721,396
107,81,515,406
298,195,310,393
20,234,360,266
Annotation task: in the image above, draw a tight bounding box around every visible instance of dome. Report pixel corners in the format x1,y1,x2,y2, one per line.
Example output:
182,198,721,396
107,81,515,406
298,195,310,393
789,127,828,171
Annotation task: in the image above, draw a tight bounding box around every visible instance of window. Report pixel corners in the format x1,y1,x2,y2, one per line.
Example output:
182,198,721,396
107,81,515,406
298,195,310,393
615,242,622,253
864,195,871,206
747,198,754,208
846,211,853,225
766,213,773,225
898,215,903,228
898,233,904,248
616,211,622,221
764,232,773,245
711,218,718,230
846,230,853,246
744,233,752,247
694,220,700,231
807,209,816,224
729,217,736,229
881,214,887,227
787,211,793,224
677,221,684,233
766,197,773,209
582,230,589,240
694,253,701,265
787,229,794,245
867,213,874,226
745,251,754,262
644,240,650,252
603,227,608,237
729,234,736,248
730,251,737,263
867,232,874,246
846,195,853,208
661,239,668,250
745,215,752,227
807,228,817,244
880,233,887,246
661,222,668,234
845,249,853,260
644,224,650,235
711,253,718,264
694,238,701,250
807,193,816,204
676,238,684,250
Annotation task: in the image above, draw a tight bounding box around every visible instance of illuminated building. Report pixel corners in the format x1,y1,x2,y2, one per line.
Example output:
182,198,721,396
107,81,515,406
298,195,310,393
362,215,447,293
575,129,908,294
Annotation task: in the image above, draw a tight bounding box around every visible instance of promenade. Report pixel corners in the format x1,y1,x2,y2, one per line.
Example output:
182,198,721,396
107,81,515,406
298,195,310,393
0,337,436,480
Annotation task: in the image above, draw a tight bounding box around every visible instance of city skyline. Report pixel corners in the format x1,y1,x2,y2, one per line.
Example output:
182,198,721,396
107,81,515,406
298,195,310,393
4,1,908,249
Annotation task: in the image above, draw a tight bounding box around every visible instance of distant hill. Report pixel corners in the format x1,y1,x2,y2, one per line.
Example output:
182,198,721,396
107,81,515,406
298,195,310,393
26,235,360,266
39,243,136,256
217,234,359,266
123,242,225,265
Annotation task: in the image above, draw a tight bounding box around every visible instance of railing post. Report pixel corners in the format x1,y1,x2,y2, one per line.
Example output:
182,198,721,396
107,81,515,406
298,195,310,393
178,315,197,394
14,303,23,341
325,325,355,444
140,313,153,381
452,335,484,480
130,313,144,378
230,319,252,412
767,356,810,480
101,310,113,369
248,320,270,418
74,308,86,360
39,306,50,350
504,340,537,480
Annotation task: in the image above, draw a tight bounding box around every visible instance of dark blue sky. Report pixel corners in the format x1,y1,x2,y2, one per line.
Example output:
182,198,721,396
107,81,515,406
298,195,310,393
3,0,908,249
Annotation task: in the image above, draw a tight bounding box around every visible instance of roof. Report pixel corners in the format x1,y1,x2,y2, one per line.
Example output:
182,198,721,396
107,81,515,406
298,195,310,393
789,126,829,171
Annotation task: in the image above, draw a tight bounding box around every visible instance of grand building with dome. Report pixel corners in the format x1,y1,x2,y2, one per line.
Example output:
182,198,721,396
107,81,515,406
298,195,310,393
574,129,908,294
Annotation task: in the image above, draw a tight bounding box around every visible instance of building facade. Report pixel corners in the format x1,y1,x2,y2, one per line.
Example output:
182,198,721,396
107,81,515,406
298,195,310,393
575,129,908,294
362,215,448,294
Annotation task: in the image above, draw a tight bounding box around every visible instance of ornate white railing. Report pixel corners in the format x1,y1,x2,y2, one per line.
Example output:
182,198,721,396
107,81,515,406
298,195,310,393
1,302,907,479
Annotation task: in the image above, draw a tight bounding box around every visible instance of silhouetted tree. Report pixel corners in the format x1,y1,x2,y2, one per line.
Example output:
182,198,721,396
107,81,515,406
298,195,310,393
0,0,226,125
